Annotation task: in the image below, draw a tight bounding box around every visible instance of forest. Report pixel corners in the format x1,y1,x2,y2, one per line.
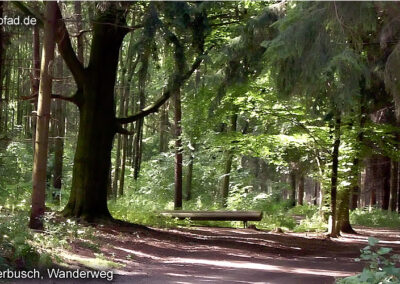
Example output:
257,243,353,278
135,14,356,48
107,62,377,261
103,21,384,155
0,1,399,283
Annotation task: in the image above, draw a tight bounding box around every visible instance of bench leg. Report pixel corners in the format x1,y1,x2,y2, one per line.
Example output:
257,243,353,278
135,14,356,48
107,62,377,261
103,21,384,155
243,221,248,229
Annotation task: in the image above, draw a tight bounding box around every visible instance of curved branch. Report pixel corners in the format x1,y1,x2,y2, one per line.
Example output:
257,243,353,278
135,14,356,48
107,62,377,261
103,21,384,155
12,2,44,26
54,4,85,87
117,53,205,125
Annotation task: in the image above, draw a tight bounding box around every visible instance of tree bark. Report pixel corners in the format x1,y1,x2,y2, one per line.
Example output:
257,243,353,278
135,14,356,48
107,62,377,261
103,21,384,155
74,1,84,65
185,145,194,201
389,160,398,211
382,160,391,210
328,113,341,237
290,171,296,207
31,25,40,150
298,175,304,206
30,2,57,230
174,87,183,209
0,2,3,133
62,8,128,221
159,101,169,153
52,55,64,202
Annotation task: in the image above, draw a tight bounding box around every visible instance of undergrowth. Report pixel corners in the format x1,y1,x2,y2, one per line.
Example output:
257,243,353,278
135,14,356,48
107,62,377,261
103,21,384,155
350,208,400,228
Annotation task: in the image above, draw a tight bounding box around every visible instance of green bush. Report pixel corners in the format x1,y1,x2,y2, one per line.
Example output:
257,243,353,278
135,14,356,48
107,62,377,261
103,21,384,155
337,237,400,284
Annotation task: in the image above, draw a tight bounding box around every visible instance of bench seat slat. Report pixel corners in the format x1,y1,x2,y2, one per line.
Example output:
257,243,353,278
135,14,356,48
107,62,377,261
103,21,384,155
160,211,263,221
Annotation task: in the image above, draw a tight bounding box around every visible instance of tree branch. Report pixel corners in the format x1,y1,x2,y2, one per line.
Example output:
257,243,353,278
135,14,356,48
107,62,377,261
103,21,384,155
117,52,206,125
12,2,44,26
115,124,135,135
21,93,79,106
54,4,85,87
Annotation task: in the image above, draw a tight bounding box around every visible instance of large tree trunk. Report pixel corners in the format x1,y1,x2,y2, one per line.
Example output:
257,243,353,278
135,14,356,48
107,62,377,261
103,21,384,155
220,114,237,208
62,10,127,221
30,2,57,229
328,113,341,237
52,55,65,202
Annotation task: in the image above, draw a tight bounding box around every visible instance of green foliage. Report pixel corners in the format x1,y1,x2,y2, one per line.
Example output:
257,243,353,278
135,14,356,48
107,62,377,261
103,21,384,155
350,209,400,228
338,237,400,284
0,210,95,270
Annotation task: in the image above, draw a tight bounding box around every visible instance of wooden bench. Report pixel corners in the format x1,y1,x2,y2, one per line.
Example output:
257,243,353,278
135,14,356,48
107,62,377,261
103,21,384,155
160,210,263,228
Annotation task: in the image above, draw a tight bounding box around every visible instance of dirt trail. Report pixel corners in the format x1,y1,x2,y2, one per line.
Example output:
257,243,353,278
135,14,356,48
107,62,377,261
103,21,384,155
11,226,400,284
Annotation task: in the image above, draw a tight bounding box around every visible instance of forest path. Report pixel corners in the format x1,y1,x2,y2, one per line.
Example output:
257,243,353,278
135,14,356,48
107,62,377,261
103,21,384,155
12,225,400,284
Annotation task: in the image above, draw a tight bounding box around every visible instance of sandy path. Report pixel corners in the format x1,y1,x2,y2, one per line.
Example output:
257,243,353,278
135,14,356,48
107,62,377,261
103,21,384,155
10,226,400,284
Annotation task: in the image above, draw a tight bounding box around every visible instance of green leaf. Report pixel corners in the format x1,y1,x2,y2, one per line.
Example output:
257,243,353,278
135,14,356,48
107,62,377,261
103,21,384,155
368,237,379,246
377,247,392,255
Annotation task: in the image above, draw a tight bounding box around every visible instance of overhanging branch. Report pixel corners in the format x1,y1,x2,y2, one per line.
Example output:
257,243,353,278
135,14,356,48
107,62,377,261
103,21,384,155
54,4,85,87
117,52,205,125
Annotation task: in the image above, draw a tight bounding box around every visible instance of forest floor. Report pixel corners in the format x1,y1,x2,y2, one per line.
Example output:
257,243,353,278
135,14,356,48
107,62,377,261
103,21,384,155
10,224,400,284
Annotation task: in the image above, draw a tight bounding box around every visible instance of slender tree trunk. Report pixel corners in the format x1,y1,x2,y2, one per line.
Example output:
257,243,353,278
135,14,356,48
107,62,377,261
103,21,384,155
74,1,84,65
382,161,391,210
174,87,183,209
31,25,40,150
3,69,9,132
133,41,149,180
313,182,319,206
159,101,169,153
52,55,64,203
119,133,127,196
0,2,3,133
113,133,122,197
389,159,398,211
30,2,57,230
220,114,237,207
290,171,296,207
298,175,304,206
185,144,194,201
328,113,341,237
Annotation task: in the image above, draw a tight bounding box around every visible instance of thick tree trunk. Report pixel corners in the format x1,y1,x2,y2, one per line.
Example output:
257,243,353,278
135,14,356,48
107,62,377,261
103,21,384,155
62,10,127,221
220,114,237,207
298,175,304,206
328,113,341,237
52,55,64,202
30,2,57,230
